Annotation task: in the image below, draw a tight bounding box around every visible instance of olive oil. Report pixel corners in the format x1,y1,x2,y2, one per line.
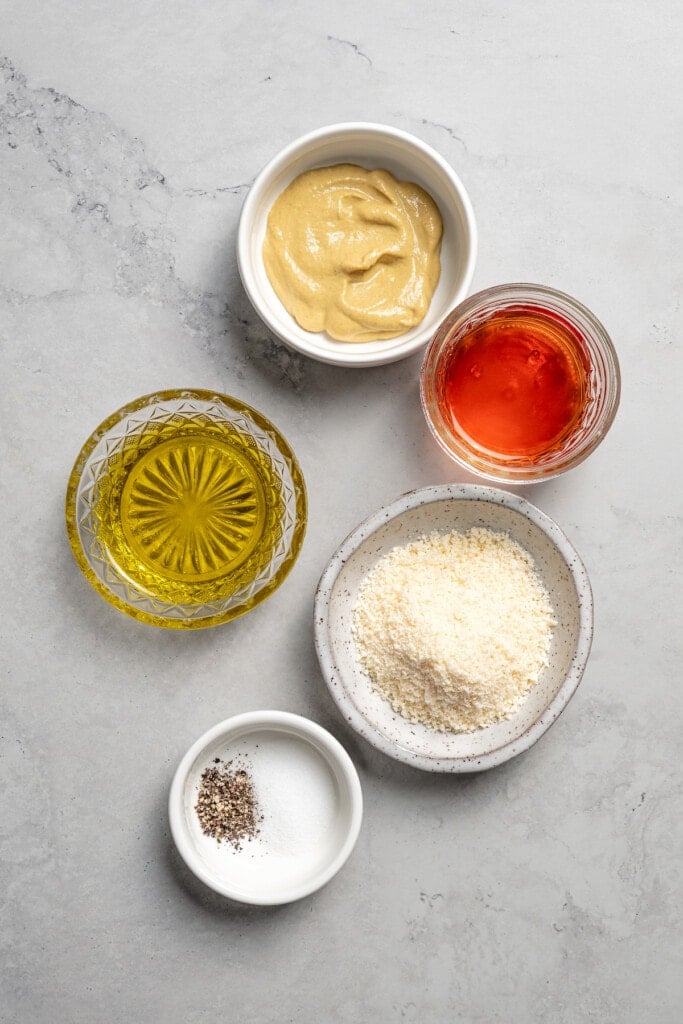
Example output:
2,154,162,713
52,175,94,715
93,417,283,605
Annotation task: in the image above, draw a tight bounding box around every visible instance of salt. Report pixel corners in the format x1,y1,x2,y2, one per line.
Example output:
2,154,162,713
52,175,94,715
247,734,338,855
188,729,342,891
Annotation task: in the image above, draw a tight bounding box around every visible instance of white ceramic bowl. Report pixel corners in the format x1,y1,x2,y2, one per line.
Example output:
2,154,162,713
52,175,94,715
314,485,593,772
237,122,477,367
169,711,362,904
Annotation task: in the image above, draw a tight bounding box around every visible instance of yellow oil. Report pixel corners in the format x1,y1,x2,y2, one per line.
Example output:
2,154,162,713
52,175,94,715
93,417,284,605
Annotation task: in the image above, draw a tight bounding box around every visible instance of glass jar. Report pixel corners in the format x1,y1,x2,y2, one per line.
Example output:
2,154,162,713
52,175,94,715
420,283,621,483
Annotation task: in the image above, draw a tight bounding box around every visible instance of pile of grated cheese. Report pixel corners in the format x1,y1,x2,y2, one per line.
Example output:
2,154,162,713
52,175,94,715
351,527,557,733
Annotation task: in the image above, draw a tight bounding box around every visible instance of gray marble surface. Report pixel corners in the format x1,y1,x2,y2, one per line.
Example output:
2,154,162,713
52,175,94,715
1,3,681,1022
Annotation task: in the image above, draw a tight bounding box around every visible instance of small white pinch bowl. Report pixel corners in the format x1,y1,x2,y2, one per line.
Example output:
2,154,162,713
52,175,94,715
314,485,593,772
237,122,477,367
169,711,363,905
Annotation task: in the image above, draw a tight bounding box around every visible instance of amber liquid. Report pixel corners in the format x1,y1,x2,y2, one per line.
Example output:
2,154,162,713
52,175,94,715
441,305,590,458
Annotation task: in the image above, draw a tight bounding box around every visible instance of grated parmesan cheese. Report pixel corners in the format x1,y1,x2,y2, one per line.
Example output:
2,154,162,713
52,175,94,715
351,527,557,733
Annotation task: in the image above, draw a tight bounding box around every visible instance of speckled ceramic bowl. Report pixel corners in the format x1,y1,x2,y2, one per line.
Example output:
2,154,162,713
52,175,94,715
237,122,476,367
314,484,593,772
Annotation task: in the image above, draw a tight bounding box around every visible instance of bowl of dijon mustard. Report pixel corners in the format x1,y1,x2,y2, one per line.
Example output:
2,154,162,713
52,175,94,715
237,123,477,367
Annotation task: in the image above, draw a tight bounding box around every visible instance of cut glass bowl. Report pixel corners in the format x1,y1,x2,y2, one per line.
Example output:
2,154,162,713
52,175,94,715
66,389,307,629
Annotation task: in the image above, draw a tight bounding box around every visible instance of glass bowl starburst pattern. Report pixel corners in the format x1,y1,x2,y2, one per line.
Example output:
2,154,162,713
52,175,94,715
65,390,307,629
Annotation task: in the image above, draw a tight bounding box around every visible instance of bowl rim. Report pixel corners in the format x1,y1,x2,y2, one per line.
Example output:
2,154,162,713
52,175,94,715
65,388,307,629
237,121,477,367
168,710,363,904
314,483,594,772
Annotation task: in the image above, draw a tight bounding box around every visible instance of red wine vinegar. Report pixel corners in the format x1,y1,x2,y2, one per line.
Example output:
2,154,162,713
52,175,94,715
440,305,590,457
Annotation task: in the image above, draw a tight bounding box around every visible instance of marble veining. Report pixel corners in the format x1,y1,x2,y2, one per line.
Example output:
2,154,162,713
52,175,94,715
0,57,310,393
1,3,682,1021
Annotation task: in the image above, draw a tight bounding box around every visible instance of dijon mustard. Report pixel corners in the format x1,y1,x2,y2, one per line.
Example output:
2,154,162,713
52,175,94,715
263,164,443,343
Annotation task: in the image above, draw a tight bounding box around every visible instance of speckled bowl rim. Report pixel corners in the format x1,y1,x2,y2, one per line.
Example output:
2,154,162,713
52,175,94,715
168,711,363,905
314,484,594,772
237,121,477,367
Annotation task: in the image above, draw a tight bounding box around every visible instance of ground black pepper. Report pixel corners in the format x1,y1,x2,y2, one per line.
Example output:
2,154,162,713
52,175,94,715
195,759,261,849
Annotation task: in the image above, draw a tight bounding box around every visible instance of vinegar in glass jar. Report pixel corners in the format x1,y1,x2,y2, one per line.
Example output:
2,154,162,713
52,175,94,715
440,305,590,457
